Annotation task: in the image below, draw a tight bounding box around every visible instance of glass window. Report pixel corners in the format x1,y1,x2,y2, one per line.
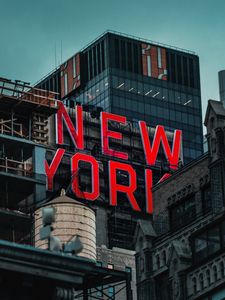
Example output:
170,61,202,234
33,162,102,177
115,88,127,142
112,76,119,88
152,87,162,100
202,185,211,213
162,88,168,101
158,106,164,116
169,110,176,121
180,92,187,105
176,111,182,122
138,102,144,113
151,105,157,116
188,114,194,125
174,91,181,104
168,89,175,103
208,227,220,255
131,100,138,111
170,196,196,230
194,225,221,263
146,104,151,114
163,108,169,119
195,233,207,262
137,81,143,95
193,96,200,108
144,83,152,96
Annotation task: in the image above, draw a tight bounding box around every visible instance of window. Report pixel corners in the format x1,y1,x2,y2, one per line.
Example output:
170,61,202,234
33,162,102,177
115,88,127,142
206,269,211,285
213,265,218,281
199,273,204,290
193,225,222,263
170,196,196,231
208,227,220,255
192,277,197,294
195,232,207,262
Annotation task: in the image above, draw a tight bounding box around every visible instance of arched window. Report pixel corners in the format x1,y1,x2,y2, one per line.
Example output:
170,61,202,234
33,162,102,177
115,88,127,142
199,273,204,290
162,250,167,265
206,269,211,286
192,277,197,294
220,261,224,278
156,254,160,269
213,265,218,282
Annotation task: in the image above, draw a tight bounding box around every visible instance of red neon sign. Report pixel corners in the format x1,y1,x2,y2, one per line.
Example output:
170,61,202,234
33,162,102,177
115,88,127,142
57,102,84,150
45,103,182,214
101,112,128,160
109,160,140,212
71,153,100,201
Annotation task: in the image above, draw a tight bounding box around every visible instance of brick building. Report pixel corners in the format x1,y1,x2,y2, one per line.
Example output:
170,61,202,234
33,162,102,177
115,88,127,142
135,99,225,300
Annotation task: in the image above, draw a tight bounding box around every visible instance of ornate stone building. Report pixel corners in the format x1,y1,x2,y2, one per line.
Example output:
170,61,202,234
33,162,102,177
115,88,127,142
135,99,225,300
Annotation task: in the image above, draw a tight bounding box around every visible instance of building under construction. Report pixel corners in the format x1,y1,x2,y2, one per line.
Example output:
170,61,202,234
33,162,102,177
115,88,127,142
0,77,133,300
0,77,58,244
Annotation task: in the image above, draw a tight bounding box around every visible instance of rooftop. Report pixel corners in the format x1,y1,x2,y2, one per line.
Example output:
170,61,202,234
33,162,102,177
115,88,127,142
35,30,196,86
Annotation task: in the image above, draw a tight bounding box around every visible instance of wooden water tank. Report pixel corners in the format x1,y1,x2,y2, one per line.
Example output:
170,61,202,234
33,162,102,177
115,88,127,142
34,192,96,260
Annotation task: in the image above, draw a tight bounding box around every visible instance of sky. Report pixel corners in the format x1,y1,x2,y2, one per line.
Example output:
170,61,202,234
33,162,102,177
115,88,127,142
0,0,224,123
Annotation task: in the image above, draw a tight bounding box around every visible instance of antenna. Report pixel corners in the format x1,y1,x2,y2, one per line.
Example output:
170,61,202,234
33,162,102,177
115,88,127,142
61,40,63,64
54,42,57,69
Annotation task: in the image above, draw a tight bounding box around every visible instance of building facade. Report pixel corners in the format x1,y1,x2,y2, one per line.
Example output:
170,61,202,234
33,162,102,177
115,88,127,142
135,99,225,300
0,77,58,245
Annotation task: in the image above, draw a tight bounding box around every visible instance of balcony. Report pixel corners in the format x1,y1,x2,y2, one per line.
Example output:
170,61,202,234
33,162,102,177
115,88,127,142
187,252,225,299
0,157,33,178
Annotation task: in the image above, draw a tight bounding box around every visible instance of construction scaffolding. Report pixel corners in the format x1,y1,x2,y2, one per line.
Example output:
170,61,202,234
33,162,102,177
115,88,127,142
0,77,58,144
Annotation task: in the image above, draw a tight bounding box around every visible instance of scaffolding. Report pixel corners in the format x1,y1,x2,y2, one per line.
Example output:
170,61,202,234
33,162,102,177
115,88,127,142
0,77,58,108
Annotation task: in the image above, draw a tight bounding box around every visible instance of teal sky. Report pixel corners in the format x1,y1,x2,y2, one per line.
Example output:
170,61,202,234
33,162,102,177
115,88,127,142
0,0,224,122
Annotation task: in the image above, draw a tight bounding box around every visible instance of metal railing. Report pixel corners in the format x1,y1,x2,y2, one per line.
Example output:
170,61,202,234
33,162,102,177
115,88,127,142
0,77,59,108
0,157,33,177
0,118,27,138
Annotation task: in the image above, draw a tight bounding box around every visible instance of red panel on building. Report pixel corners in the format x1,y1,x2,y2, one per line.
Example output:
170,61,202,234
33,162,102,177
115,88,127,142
60,53,81,98
142,43,167,80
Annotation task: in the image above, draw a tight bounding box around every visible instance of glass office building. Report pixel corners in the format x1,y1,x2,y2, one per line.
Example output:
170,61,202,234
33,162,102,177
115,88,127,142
37,30,203,164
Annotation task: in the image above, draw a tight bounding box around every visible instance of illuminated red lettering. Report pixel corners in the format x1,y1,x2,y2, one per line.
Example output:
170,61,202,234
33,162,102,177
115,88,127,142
71,153,99,201
158,173,171,184
101,112,128,160
57,103,84,149
45,148,65,191
109,161,140,212
145,169,153,214
139,122,182,170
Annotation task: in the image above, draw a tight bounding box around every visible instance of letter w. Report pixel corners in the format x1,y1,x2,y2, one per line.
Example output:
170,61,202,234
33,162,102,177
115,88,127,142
139,121,182,170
